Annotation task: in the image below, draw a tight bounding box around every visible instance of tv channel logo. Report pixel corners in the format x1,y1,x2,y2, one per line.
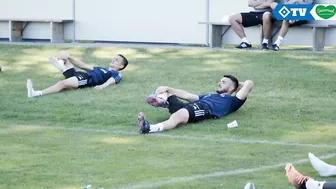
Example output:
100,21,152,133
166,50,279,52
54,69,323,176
273,4,336,20
273,4,315,20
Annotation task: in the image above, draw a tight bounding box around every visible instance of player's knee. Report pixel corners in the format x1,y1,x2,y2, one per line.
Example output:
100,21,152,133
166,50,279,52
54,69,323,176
56,81,66,89
282,20,290,26
270,2,277,9
170,109,189,124
229,14,241,24
262,12,272,22
58,80,72,89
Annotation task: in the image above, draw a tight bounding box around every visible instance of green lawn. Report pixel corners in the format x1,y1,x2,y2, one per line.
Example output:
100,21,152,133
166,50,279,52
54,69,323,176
0,44,336,189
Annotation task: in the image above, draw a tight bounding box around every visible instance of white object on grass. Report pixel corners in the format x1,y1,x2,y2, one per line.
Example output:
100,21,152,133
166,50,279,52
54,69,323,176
227,120,238,128
244,182,255,189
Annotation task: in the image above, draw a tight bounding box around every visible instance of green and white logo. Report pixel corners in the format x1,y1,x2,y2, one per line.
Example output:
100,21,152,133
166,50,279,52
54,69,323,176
315,5,336,19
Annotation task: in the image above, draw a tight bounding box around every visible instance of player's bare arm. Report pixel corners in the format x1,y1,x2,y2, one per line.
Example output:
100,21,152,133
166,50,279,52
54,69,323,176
94,77,116,90
236,80,254,100
68,57,94,72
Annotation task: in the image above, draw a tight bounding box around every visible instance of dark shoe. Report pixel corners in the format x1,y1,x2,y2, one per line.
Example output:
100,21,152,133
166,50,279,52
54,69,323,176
138,112,150,134
235,42,252,49
261,43,269,51
272,44,280,51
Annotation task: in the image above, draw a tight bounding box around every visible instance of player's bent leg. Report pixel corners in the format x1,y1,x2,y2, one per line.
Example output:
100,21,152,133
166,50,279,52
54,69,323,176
229,13,246,39
49,56,75,73
138,108,189,134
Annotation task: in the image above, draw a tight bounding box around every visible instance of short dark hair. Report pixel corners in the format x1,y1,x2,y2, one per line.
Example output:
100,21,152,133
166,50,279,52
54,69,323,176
118,54,128,71
223,75,239,91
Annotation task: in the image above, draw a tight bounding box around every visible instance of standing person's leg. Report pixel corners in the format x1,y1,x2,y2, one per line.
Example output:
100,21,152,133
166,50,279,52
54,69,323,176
229,12,264,49
229,13,250,45
272,20,289,51
261,12,273,51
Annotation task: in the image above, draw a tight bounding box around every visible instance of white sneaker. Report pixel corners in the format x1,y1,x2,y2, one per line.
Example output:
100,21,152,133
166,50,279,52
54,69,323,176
27,79,34,98
49,57,64,72
309,153,336,177
26,79,41,98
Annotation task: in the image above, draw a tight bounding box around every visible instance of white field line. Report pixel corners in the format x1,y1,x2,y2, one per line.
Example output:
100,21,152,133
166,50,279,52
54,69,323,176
119,153,336,189
9,125,336,149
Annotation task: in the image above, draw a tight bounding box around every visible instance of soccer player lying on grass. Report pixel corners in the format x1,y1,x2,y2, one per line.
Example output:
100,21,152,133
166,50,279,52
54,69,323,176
285,163,336,189
137,75,254,134
26,51,128,98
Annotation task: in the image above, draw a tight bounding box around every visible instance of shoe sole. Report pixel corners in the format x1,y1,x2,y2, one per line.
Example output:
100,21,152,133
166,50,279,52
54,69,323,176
146,96,156,105
235,47,251,50
138,112,149,134
138,112,145,128
146,95,168,107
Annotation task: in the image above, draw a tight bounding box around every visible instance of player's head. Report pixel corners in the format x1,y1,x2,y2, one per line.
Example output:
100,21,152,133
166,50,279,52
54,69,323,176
109,54,128,71
216,75,239,94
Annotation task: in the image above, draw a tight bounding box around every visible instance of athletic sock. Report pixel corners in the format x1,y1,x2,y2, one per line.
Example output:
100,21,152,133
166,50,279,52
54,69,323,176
274,36,284,46
242,37,251,44
262,38,269,44
149,123,164,133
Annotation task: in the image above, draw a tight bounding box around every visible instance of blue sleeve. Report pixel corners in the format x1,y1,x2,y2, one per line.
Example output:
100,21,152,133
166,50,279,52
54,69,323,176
93,66,100,70
111,71,122,84
199,94,206,100
230,96,246,112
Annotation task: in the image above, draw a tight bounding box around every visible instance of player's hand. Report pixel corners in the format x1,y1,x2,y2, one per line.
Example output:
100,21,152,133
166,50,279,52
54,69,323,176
57,50,70,59
94,85,104,90
155,86,169,95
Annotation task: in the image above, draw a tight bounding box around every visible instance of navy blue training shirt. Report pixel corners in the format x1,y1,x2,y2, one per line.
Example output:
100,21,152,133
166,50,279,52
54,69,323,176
88,67,122,85
198,94,246,118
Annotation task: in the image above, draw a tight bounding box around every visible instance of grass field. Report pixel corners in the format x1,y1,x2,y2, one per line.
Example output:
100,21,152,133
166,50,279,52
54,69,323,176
0,44,336,189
